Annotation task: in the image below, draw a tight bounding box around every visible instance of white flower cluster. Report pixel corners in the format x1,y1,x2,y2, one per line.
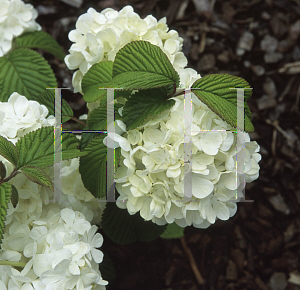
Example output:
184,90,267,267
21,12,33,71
0,92,55,146
113,92,261,228
0,93,107,289
0,93,106,225
0,208,108,290
0,0,41,56
65,5,190,93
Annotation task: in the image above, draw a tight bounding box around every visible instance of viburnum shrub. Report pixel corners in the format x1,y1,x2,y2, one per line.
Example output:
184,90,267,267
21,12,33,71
0,2,261,288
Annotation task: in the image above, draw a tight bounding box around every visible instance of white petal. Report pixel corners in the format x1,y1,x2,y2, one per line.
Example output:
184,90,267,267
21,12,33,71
91,233,103,248
213,201,230,220
61,208,75,225
192,174,213,198
29,226,47,240
91,248,104,263
69,262,80,275
72,219,91,235
14,95,29,117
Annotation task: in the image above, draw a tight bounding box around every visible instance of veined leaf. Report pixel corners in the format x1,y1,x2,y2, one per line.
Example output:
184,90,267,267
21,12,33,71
87,96,123,131
79,131,99,152
80,94,123,151
21,166,53,191
79,135,107,198
191,74,254,132
16,31,65,61
0,162,6,181
0,48,57,102
115,147,121,169
102,201,167,245
61,133,90,160
10,184,18,208
0,182,12,246
15,127,88,169
160,222,185,239
100,41,179,91
0,136,18,168
122,88,175,130
86,106,108,131
33,90,74,123
82,61,113,103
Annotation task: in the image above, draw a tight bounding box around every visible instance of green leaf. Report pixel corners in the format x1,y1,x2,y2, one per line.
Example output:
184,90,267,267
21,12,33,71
82,61,113,103
61,132,90,161
10,184,18,208
0,182,12,245
21,166,53,191
16,31,65,61
0,136,18,168
0,162,6,181
114,90,134,101
86,107,108,131
79,135,108,198
115,147,121,169
33,90,74,123
122,88,175,130
80,94,123,151
79,131,99,152
0,48,57,102
191,74,254,132
160,222,185,239
87,97,123,131
15,127,88,169
102,201,167,245
101,41,179,90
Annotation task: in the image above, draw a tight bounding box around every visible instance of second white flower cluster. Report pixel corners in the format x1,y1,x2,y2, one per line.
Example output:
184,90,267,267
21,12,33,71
0,93,107,290
114,93,261,229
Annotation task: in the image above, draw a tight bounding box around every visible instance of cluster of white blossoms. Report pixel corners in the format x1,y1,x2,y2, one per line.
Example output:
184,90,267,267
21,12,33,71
0,92,55,146
0,208,108,290
113,90,261,228
0,0,41,56
67,5,261,229
65,5,191,93
0,93,107,289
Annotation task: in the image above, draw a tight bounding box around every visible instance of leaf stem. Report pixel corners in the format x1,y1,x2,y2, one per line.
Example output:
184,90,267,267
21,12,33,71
172,89,185,98
70,116,86,127
0,260,26,268
0,169,20,186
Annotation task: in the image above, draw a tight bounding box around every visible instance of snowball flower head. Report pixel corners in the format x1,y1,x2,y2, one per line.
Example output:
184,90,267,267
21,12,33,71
0,0,41,56
0,92,55,180
112,70,261,228
0,92,55,144
0,94,107,288
65,5,189,93
0,208,108,289
0,94,105,227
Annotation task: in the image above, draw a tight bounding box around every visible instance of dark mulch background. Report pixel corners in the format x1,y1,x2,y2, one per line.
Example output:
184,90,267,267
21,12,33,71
26,0,300,289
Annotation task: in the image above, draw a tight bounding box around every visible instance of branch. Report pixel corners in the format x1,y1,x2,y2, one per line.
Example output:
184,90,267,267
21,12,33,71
0,169,20,186
70,116,86,127
180,236,204,285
